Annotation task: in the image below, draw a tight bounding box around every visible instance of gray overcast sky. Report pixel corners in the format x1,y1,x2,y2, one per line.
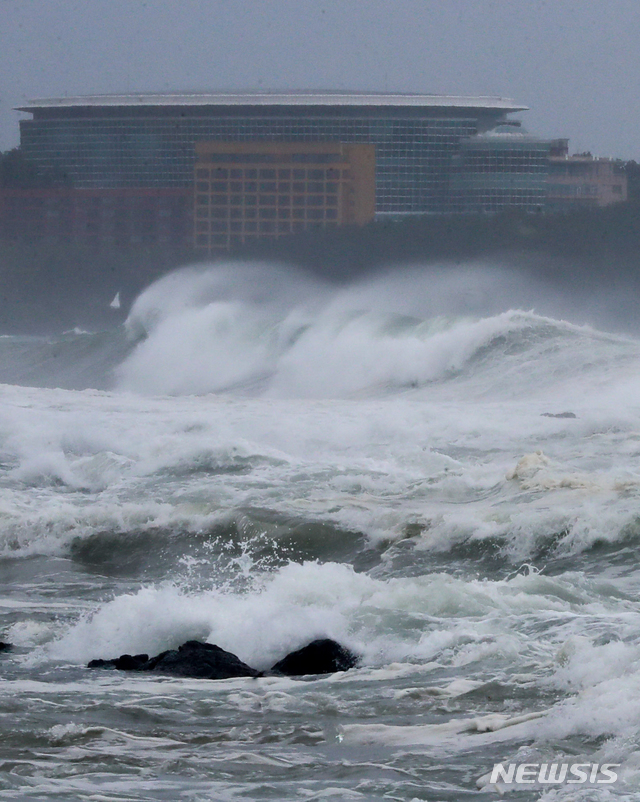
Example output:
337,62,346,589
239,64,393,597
1,0,639,158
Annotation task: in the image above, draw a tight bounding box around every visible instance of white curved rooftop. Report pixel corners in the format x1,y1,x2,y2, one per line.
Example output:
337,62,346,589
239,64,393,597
17,91,527,112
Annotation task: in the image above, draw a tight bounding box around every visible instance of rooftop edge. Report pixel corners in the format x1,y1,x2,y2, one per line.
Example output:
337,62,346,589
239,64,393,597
16,91,527,113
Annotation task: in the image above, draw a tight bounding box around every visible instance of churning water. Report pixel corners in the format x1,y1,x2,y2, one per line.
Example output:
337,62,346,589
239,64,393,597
2,262,640,800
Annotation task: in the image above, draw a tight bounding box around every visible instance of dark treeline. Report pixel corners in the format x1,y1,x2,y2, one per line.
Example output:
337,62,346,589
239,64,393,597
241,199,640,281
2,197,640,333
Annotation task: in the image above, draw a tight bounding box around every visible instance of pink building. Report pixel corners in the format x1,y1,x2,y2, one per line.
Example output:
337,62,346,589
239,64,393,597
547,139,627,211
0,187,192,248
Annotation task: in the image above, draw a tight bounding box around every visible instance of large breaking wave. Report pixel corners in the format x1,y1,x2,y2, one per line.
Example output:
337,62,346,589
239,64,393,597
3,259,640,570
114,262,639,398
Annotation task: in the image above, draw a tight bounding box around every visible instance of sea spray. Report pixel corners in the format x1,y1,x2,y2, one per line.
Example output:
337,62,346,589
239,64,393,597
2,261,640,798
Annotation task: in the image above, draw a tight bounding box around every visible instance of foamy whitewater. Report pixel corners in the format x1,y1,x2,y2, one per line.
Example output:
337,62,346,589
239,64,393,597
2,262,640,800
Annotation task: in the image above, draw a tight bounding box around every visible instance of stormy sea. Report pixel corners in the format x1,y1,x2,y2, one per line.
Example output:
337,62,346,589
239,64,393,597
2,261,640,801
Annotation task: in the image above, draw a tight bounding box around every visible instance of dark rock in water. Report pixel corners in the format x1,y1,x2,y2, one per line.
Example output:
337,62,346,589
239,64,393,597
141,641,259,679
0,642,12,653
271,638,359,676
88,638,359,680
541,412,577,419
88,653,149,670
117,653,149,670
88,658,112,669
88,641,258,680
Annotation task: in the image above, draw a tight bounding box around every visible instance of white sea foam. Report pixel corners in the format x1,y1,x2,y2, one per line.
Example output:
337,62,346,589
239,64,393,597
46,559,628,672
5,262,640,800
5,265,640,535
39,555,640,776
3,349,640,561
340,710,546,747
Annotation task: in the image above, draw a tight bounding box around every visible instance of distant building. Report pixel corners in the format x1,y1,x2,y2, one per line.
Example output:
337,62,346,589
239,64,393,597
193,141,375,253
15,92,525,220
450,124,551,213
546,139,627,211
2,92,629,249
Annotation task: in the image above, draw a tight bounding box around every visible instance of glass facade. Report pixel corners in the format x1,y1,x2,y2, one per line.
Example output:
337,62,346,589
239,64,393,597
18,101,516,215
450,126,550,213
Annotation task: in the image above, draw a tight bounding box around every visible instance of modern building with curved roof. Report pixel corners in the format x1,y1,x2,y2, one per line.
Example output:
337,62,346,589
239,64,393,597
17,91,527,217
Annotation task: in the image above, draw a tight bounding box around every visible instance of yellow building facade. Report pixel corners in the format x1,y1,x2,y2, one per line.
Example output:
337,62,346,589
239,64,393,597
193,142,375,252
